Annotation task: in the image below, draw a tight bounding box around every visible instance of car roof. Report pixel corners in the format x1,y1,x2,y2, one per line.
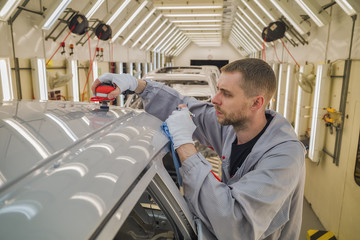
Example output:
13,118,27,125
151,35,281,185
0,101,169,239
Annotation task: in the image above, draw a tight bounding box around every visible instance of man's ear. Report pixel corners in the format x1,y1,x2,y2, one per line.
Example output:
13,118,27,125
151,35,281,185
251,96,265,110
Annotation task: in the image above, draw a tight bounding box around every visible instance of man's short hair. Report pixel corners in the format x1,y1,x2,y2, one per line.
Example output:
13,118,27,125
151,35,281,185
221,59,277,104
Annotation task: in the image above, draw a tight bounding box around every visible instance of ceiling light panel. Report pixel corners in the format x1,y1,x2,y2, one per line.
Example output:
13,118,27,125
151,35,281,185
112,1,149,42
166,35,187,55
134,15,163,48
146,24,173,50
229,34,252,54
82,0,105,19
254,0,279,22
270,0,311,35
105,0,132,25
233,22,262,49
0,0,22,21
155,29,180,52
153,0,223,9
241,0,267,27
163,34,185,54
41,0,72,30
335,0,360,16
237,7,262,32
295,0,330,27
122,8,156,46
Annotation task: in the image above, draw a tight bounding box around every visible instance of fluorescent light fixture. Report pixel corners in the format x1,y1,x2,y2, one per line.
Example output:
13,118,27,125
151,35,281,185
164,13,221,17
0,0,22,21
276,63,287,114
254,0,276,21
235,17,268,47
133,14,163,48
144,62,148,74
45,113,78,142
181,28,221,31
0,58,14,101
119,62,123,74
229,38,247,56
68,60,79,101
283,64,296,122
163,34,185,54
4,119,50,159
31,58,48,100
236,12,261,38
157,52,161,68
335,0,360,16
233,26,259,51
41,0,72,30
106,0,131,25
129,62,133,76
170,19,221,23
234,21,262,49
230,33,252,54
155,6,222,10
152,51,156,70
185,32,221,35
92,61,98,81
173,40,191,56
166,35,187,55
270,0,310,35
231,32,253,54
242,0,267,27
161,32,182,53
112,1,148,41
84,0,105,19
146,24,172,51
237,7,262,32
232,28,258,51
294,65,313,138
122,8,156,46
155,29,178,52
309,64,331,162
168,38,188,55
178,24,221,27
137,62,142,78
295,0,330,27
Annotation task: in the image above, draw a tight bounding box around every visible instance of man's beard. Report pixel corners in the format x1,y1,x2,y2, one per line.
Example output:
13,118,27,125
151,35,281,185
215,106,248,130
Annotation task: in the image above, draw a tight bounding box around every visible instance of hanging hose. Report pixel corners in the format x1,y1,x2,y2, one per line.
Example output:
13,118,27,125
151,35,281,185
161,122,183,187
262,37,266,61
273,43,282,63
46,25,75,66
82,32,102,101
280,38,300,68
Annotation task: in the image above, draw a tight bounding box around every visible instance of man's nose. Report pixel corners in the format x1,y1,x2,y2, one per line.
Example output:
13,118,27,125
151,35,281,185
211,93,220,105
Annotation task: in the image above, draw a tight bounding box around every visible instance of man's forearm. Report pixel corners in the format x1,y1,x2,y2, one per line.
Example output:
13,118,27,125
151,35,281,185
176,143,197,163
135,79,147,94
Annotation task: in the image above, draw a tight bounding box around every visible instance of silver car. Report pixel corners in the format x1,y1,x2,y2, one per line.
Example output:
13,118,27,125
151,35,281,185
0,101,213,239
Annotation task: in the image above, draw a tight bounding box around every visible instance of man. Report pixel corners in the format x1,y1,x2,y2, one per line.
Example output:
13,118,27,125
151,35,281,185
92,59,306,239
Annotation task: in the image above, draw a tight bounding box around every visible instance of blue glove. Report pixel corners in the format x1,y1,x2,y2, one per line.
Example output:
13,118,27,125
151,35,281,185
165,107,196,150
98,73,138,93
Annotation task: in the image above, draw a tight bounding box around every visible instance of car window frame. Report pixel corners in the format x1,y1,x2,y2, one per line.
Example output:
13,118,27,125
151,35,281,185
92,155,197,240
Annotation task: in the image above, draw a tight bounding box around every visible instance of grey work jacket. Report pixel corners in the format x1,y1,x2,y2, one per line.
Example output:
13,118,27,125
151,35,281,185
139,80,306,240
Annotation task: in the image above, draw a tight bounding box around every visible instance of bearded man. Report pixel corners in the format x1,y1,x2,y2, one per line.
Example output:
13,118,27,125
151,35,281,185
92,59,306,240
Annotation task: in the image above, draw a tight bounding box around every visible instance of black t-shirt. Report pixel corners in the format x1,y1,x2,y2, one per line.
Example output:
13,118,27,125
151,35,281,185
229,114,273,177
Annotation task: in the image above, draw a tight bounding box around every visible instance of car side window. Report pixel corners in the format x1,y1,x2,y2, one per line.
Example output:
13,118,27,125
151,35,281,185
113,189,180,240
